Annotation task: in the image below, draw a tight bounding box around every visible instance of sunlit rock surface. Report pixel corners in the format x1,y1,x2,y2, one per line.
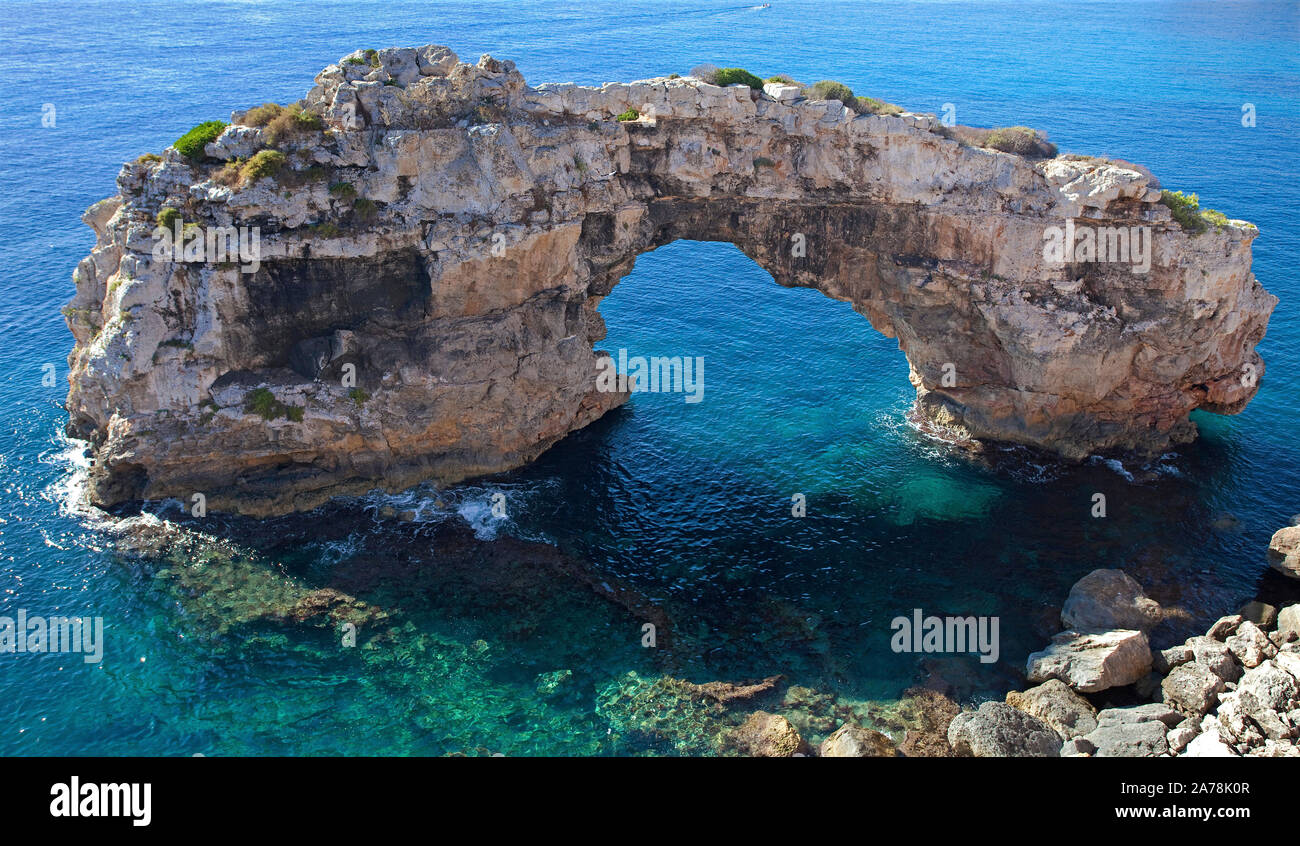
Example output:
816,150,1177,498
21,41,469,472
66,45,1275,515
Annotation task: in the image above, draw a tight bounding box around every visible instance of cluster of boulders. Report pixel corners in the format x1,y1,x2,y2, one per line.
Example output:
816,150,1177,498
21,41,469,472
601,526,1300,757
948,524,1300,756
725,710,902,757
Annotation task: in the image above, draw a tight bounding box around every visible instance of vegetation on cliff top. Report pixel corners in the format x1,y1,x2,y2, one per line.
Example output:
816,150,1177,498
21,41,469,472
245,388,303,422
697,65,904,115
173,120,227,161
985,126,1056,157
703,64,1063,154
156,206,181,230
240,150,287,184
1161,190,1233,234
713,68,765,90
239,102,325,147
805,79,903,116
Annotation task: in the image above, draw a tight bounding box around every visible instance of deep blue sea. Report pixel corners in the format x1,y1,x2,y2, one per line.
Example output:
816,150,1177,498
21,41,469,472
0,0,1297,755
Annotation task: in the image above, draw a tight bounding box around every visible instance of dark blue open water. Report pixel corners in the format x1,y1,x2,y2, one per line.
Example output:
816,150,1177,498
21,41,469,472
0,0,1297,755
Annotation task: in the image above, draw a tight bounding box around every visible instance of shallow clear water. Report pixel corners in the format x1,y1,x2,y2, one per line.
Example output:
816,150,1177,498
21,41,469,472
0,0,1297,755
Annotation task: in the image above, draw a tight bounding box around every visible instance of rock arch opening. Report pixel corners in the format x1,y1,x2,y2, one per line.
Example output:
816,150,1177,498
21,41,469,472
591,237,909,434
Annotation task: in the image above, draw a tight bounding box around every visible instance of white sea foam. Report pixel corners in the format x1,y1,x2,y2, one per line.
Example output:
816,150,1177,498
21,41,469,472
1090,456,1135,481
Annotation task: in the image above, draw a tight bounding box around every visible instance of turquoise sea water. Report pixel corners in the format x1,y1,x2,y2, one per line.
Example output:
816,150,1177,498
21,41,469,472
0,0,1297,755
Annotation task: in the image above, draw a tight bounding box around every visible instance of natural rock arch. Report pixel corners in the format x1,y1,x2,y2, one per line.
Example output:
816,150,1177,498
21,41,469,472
65,46,1275,516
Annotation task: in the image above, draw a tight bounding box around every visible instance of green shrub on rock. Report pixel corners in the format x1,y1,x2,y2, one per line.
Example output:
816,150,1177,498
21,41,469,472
263,104,325,147
1160,190,1231,234
807,80,855,105
245,388,280,420
985,126,1056,157
616,108,639,122
156,207,181,230
242,103,285,127
802,81,903,116
244,388,303,422
352,197,377,223
1200,208,1229,229
852,95,903,116
240,149,287,184
173,120,227,161
713,68,764,90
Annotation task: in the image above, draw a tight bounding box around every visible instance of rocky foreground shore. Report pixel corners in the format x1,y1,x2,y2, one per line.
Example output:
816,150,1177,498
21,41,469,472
706,524,1300,758
91,482,1300,757
927,523,1300,758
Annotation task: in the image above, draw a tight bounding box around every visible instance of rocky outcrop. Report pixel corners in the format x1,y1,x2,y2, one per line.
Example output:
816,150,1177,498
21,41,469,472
819,723,899,757
948,701,1061,757
1268,525,1300,579
1004,545,1300,756
1079,704,1181,757
727,711,809,757
1026,629,1152,692
65,45,1276,515
1006,679,1098,739
1061,568,1163,633
1162,663,1227,716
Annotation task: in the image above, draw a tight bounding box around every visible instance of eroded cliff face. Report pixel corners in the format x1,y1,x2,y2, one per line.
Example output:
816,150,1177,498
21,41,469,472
65,45,1276,516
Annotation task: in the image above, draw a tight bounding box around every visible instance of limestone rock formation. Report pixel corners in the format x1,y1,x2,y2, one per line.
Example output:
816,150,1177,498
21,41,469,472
1026,629,1152,692
1005,555,1300,757
65,45,1276,515
727,711,809,757
1005,678,1098,739
947,701,1061,757
1081,704,1181,757
1269,526,1300,579
819,723,899,757
1060,568,1163,633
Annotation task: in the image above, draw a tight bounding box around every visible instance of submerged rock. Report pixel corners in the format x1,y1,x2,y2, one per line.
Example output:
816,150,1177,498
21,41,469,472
1238,601,1278,629
1060,569,1163,633
535,669,573,697
690,675,783,705
895,686,961,757
819,724,899,757
727,711,809,757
